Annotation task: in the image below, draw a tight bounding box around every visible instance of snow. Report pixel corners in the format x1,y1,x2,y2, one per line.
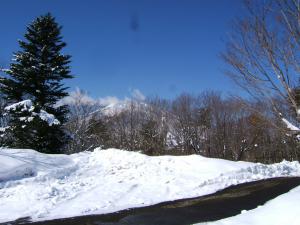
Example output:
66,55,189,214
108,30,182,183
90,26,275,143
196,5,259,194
38,110,60,126
0,126,10,132
282,118,300,131
0,148,299,223
166,132,178,147
19,116,34,122
4,100,60,126
102,99,148,116
195,186,300,225
5,99,34,112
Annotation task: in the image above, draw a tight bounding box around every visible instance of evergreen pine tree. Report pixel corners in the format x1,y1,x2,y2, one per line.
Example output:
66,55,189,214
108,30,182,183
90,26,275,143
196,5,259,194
0,13,73,153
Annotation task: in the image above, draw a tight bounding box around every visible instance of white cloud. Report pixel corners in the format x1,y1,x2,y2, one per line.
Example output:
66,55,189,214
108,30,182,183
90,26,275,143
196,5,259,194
58,87,145,107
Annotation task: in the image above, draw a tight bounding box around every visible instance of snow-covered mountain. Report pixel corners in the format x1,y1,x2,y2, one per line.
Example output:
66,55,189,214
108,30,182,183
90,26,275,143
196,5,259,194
100,99,148,116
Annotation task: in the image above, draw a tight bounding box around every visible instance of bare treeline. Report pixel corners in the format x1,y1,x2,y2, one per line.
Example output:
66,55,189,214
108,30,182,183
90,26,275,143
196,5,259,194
63,91,299,163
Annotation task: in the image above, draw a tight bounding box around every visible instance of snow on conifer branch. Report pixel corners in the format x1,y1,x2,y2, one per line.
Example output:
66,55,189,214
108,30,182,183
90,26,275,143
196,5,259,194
4,100,60,126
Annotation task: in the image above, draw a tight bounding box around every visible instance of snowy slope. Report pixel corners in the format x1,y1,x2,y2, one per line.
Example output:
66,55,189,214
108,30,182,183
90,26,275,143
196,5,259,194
196,185,300,225
101,99,148,116
0,148,300,223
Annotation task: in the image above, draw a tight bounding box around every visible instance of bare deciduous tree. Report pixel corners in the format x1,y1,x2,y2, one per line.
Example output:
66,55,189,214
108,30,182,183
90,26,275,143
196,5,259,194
64,89,103,153
222,0,300,133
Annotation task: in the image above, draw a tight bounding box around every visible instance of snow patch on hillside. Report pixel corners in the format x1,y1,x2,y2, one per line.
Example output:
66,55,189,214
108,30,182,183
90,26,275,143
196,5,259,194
282,118,300,131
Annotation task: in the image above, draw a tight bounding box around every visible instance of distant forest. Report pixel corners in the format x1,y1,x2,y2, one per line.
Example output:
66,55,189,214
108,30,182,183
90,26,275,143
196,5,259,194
60,90,299,163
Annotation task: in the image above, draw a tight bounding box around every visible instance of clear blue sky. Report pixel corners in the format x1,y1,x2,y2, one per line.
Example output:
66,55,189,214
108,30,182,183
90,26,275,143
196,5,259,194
0,0,245,99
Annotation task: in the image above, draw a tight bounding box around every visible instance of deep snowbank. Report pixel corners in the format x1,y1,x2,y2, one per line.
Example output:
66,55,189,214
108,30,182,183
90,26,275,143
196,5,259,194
0,148,299,223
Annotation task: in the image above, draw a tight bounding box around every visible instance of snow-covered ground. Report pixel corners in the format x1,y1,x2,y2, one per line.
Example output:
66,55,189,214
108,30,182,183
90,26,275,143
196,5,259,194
0,148,300,223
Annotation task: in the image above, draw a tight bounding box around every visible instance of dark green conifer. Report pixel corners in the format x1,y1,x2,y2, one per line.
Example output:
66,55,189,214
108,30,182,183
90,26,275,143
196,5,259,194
0,13,73,153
